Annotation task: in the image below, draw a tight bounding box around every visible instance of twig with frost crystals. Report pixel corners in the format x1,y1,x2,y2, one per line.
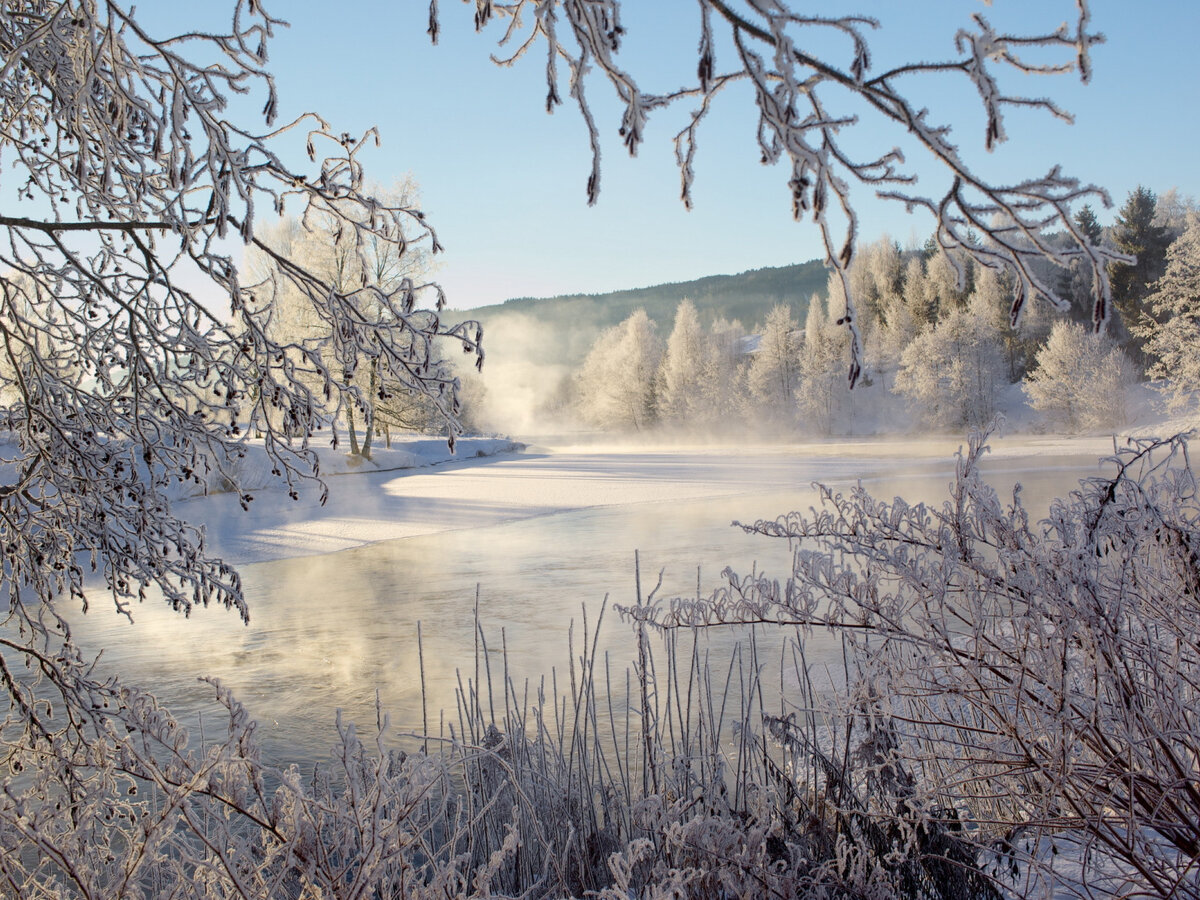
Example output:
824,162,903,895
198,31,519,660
0,0,481,632
438,0,1128,385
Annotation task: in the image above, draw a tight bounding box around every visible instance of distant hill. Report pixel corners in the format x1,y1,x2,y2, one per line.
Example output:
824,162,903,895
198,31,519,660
456,259,829,367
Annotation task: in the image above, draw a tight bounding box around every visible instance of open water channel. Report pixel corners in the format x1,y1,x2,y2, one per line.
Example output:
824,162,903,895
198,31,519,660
69,437,1112,767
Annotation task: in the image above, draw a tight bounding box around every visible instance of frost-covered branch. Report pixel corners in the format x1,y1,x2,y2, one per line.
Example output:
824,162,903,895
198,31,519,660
630,429,1200,894
0,1,485,821
440,0,1128,384
0,0,482,633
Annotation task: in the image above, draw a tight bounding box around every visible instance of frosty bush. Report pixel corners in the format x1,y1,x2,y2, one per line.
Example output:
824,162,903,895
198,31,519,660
1024,320,1138,432
634,428,1200,897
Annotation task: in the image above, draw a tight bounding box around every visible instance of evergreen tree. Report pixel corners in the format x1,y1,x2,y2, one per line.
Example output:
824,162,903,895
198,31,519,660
1109,187,1170,365
1074,204,1103,246
1138,216,1200,415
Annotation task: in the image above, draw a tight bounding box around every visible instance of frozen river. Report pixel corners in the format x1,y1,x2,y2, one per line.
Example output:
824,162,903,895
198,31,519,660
69,436,1113,765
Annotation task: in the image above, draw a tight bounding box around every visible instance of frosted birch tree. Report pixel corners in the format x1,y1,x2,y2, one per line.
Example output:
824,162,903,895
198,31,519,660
574,308,662,430
656,298,708,425
246,179,444,458
747,304,799,423
0,0,484,880
893,294,1006,429
0,2,486,608
703,315,749,424
797,291,851,435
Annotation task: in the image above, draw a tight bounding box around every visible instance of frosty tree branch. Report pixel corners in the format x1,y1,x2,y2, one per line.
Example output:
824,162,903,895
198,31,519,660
441,0,1130,385
0,0,481,668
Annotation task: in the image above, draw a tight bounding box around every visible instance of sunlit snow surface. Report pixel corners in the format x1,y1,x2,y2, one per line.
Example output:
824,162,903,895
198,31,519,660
180,431,1124,565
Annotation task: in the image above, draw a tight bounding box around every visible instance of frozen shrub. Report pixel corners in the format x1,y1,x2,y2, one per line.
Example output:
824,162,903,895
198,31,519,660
1024,320,1138,431
638,428,1200,897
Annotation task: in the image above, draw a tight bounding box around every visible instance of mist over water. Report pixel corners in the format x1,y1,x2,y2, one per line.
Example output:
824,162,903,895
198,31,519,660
65,440,1107,767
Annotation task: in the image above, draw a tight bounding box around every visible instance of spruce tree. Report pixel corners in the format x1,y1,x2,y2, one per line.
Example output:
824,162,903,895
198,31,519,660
1075,204,1104,246
1109,187,1170,366
1138,217,1200,414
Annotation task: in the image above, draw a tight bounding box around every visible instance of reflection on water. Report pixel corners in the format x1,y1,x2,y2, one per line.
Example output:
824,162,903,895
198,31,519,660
66,445,1105,766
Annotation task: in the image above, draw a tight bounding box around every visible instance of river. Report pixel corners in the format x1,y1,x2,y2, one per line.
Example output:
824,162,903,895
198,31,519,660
68,436,1112,766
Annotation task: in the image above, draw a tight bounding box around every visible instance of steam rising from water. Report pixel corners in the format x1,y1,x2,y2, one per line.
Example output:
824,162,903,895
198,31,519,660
65,441,1108,765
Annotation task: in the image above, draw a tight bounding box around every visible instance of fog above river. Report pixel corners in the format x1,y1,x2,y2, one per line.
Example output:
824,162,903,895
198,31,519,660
69,436,1115,765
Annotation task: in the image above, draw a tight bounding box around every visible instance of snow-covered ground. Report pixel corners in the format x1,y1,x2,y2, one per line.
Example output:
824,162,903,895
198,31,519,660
174,434,530,563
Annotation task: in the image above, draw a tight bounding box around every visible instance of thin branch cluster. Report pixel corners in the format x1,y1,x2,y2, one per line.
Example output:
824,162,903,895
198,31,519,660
442,0,1129,384
633,429,1200,896
0,0,482,628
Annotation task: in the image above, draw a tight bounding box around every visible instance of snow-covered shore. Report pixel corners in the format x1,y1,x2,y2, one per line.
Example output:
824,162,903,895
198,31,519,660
176,435,529,564
176,422,1190,568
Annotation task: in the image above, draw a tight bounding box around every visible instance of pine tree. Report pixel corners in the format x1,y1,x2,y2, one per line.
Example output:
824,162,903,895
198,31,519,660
1109,187,1170,365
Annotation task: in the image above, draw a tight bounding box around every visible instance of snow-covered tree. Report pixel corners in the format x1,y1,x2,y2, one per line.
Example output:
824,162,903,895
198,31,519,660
0,1,484,893
1074,203,1104,246
246,179,445,458
797,291,852,435
923,247,973,320
657,299,708,425
453,1,1127,383
703,316,750,425
747,304,799,423
1152,186,1200,238
0,0,482,630
1139,215,1200,415
1024,320,1137,432
893,295,1006,429
574,309,662,431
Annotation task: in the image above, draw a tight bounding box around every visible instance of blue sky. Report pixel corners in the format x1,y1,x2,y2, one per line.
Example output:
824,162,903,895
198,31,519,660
225,1,1197,309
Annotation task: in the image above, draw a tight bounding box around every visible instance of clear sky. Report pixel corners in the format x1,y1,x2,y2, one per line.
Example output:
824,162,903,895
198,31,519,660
203,1,1199,310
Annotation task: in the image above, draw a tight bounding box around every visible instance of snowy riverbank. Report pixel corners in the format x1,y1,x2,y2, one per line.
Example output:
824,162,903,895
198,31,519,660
176,419,1200,568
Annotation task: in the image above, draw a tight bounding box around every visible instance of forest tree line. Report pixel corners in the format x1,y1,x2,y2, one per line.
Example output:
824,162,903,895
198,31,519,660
560,187,1199,435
